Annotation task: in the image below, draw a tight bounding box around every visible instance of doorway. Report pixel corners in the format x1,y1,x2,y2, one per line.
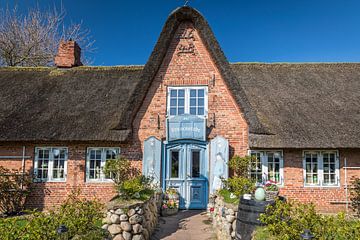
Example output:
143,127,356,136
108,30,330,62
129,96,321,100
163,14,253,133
164,143,208,209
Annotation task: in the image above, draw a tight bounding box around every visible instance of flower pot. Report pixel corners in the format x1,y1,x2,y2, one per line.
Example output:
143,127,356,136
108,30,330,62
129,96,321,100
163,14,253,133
161,207,178,217
265,190,279,201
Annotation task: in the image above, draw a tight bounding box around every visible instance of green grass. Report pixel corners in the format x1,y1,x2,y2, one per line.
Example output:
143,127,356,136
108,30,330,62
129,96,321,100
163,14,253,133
253,227,276,240
218,189,239,204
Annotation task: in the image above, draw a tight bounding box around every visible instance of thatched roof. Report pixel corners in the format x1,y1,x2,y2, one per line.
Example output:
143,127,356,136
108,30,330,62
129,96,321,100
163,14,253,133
231,63,360,148
0,7,359,148
0,67,142,142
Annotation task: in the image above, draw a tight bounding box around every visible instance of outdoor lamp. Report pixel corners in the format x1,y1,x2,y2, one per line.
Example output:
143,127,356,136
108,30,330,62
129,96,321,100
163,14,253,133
301,229,314,240
57,224,68,238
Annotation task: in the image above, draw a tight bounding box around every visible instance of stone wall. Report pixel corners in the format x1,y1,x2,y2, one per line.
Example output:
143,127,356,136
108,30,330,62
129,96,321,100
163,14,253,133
207,195,237,240
102,193,162,240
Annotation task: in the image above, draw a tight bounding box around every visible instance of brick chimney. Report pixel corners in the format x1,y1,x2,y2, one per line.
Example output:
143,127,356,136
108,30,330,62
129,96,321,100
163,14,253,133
54,40,83,68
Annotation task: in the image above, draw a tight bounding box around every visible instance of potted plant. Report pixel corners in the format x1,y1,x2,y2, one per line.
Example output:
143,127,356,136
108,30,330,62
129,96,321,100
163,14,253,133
161,188,179,216
264,180,279,201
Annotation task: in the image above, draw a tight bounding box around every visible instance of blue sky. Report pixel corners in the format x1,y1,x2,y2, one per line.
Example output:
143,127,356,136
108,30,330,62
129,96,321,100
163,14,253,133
2,0,360,65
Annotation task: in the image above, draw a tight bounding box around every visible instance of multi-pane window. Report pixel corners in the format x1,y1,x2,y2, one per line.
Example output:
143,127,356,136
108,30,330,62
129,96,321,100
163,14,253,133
323,152,336,185
305,153,319,185
250,151,284,184
267,152,281,183
303,151,339,187
34,147,68,181
250,152,262,182
189,89,205,115
87,148,119,181
168,87,207,116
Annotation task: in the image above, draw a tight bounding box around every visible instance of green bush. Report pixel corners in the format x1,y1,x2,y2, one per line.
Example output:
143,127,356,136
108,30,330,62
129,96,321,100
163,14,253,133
0,166,32,215
104,157,155,200
103,157,140,187
228,155,253,176
260,199,360,240
351,177,360,216
120,175,154,200
223,176,255,197
0,189,105,240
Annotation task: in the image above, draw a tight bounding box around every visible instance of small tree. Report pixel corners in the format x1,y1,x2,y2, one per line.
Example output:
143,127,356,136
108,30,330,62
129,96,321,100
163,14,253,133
221,155,256,199
350,177,360,216
0,4,94,66
0,166,32,215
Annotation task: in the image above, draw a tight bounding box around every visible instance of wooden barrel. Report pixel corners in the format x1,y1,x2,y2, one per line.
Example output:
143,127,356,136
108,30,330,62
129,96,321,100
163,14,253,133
235,197,279,240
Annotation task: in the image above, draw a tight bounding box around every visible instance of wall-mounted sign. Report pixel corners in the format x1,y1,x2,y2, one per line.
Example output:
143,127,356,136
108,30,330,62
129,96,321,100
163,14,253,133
166,114,206,141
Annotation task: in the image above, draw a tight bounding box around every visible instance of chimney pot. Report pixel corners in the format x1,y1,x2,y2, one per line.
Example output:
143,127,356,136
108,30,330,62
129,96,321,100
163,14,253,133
54,40,83,68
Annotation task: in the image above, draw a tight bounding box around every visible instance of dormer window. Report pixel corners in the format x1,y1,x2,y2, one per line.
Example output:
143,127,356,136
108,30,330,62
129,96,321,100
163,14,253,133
167,86,208,117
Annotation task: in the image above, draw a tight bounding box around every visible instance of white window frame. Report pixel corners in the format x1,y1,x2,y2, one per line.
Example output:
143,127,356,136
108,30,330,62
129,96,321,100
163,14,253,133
34,147,68,182
167,86,208,117
249,150,284,186
86,147,120,182
303,150,340,187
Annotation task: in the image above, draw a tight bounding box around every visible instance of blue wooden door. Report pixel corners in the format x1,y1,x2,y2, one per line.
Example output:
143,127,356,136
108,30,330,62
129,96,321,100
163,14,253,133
165,143,208,209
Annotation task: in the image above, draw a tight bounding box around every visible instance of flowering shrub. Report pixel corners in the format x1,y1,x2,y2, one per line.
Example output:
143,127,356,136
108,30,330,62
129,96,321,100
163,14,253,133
162,188,179,209
264,180,279,192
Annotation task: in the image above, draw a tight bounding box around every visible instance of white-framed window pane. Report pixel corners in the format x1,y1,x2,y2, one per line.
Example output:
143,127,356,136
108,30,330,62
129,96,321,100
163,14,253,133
267,152,281,183
35,147,67,181
250,152,262,182
89,149,102,180
168,87,207,116
305,153,319,185
52,149,66,179
323,152,336,185
87,148,119,181
37,149,49,179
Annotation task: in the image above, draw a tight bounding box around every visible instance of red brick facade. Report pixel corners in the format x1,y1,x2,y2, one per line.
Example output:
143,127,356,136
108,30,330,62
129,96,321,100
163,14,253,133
0,21,359,213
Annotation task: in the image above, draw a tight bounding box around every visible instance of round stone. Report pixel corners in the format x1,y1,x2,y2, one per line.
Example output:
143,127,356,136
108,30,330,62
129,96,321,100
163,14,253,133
108,224,122,235
129,214,143,224
226,215,236,223
101,224,108,230
113,234,125,240
123,231,132,240
132,224,143,234
120,221,132,232
127,209,136,217
120,214,129,221
115,208,125,215
137,208,144,215
111,214,121,224
228,208,235,216
132,234,144,240
232,220,236,231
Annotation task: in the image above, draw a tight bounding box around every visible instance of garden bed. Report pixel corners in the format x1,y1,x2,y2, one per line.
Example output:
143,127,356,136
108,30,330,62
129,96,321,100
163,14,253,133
102,192,162,240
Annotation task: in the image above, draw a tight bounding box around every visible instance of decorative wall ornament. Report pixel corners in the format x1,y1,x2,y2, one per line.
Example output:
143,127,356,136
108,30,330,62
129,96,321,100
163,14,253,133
179,28,195,41
210,136,229,194
143,136,162,186
177,43,195,55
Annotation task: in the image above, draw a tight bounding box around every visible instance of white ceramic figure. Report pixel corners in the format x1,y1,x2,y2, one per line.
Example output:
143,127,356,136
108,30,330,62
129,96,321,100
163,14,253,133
212,153,225,191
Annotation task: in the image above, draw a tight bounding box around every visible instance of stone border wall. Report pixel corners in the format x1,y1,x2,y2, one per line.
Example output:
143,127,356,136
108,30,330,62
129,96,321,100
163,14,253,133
102,193,162,240
207,195,238,240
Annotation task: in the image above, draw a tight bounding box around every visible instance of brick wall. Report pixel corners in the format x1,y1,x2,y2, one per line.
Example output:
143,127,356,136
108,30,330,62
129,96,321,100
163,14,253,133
130,21,249,161
0,144,135,210
280,149,360,213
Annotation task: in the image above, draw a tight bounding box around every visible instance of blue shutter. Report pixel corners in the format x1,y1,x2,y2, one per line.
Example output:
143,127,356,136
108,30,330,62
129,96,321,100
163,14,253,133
143,137,162,186
210,136,229,194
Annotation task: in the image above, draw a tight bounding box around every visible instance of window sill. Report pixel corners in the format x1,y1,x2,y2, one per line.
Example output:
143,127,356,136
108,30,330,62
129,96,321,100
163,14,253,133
303,184,340,188
33,179,67,183
86,179,114,184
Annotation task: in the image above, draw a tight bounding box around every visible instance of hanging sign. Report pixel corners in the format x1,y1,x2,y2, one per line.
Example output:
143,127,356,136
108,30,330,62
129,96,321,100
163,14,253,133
166,114,206,141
